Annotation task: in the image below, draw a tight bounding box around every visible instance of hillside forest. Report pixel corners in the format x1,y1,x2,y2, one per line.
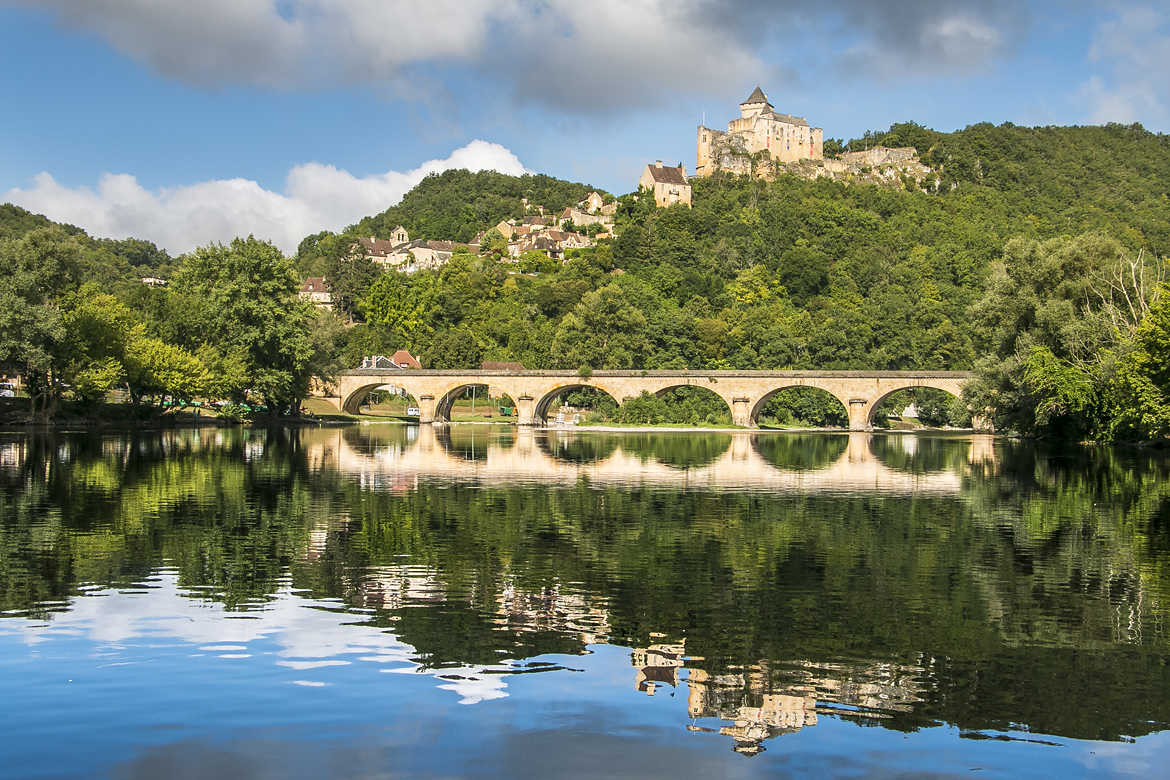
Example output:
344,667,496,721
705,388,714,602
2,121,1170,439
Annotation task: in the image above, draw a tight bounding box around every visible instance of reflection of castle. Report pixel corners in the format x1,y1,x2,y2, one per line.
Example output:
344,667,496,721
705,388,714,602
632,638,685,694
631,639,924,755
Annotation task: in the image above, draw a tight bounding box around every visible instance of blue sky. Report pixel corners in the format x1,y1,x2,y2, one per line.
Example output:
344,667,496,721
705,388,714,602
1,1,1167,253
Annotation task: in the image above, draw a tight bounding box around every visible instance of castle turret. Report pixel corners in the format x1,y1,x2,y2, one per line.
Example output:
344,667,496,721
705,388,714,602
739,86,773,118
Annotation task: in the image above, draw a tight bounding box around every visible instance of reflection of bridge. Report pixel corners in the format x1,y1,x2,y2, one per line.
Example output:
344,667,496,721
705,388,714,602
323,369,982,430
304,426,996,495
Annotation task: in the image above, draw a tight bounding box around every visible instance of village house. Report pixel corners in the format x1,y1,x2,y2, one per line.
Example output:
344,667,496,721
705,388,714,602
559,206,611,228
639,161,692,208
384,239,471,273
298,277,334,310
355,236,401,264
360,349,421,369
581,191,604,213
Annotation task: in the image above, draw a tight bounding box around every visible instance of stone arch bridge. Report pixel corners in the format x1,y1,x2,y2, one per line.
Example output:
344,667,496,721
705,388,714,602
322,369,984,431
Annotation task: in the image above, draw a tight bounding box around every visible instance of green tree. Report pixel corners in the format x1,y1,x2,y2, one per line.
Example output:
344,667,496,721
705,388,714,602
0,228,85,415
551,284,651,369
168,236,318,414
1106,287,1170,439
325,245,381,321
424,328,483,369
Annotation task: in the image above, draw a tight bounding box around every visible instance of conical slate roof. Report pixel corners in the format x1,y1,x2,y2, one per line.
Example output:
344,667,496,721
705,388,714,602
741,86,770,105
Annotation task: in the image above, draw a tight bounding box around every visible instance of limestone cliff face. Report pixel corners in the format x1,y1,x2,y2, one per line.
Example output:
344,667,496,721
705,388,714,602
699,141,934,190
793,147,934,187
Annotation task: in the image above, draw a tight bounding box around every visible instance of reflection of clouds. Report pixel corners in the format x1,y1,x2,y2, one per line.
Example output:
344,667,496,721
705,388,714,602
0,570,513,705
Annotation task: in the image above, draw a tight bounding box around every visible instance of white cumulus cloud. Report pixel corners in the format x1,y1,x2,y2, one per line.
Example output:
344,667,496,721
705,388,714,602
1081,6,1170,127
3,140,527,254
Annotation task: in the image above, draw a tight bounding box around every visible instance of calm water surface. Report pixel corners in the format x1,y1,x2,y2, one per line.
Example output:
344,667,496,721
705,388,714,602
2,425,1169,778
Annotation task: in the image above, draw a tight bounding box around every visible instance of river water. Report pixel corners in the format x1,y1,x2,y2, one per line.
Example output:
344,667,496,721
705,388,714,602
1,425,1169,778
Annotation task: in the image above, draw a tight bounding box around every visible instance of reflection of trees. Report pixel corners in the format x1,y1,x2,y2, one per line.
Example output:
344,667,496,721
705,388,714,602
340,424,413,456
868,434,973,474
435,425,491,462
751,433,849,471
536,431,620,463
3,429,1170,740
618,433,732,470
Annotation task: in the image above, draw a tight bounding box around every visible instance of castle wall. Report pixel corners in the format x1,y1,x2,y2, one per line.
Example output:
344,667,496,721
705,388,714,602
696,98,823,177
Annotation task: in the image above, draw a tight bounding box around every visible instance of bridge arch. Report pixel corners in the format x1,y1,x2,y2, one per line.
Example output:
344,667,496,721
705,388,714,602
340,382,422,415
649,384,734,425
867,382,968,429
749,385,850,428
534,383,623,425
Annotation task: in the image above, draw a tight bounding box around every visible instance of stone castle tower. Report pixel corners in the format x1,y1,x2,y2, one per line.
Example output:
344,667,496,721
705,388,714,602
696,87,823,176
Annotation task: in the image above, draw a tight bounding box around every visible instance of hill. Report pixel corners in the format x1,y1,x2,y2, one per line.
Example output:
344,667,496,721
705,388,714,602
0,203,171,281
348,169,606,243
842,121,1170,252
345,122,1170,380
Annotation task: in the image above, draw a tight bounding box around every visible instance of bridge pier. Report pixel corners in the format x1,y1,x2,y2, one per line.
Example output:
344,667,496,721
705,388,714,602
846,399,873,431
731,397,754,428
515,395,536,426
417,394,438,424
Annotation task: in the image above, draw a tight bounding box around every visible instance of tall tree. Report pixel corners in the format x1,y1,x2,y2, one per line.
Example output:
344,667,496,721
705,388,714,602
169,236,318,414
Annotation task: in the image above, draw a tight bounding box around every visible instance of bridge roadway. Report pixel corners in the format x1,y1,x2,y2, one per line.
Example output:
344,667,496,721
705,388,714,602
303,426,996,496
323,369,983,431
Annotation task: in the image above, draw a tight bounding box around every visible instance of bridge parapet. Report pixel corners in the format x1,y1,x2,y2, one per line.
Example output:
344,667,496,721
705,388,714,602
324,369,984,431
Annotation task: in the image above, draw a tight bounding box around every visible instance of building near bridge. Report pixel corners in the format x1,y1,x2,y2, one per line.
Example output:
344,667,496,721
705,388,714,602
359,350,421,370
696,86,823,177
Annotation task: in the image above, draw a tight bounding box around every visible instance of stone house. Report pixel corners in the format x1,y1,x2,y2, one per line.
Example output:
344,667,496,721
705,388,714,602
559,232,592,250
559,206,612,228
639,161,692,208
696,86,824,176
580,191,605,213
380,239,470,272
355,236,400,263
360,349,421,369
298,277,334,310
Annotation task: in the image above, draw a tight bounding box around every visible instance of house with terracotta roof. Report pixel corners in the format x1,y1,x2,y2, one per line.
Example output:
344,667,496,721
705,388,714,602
298,277,334,310
390,349,421,368
360,349,421,369
638,161,692,208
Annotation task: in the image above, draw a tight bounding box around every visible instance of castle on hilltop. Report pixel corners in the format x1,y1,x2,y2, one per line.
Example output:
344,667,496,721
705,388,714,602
696,87,824,177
